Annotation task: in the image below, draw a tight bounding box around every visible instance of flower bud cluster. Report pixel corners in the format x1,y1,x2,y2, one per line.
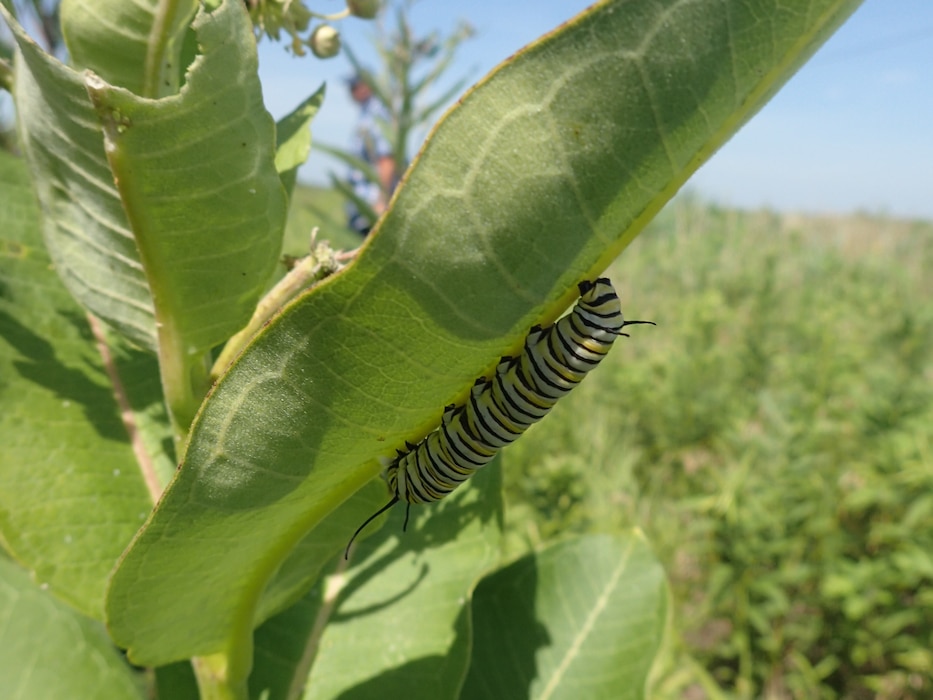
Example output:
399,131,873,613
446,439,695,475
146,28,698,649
245,0,381,58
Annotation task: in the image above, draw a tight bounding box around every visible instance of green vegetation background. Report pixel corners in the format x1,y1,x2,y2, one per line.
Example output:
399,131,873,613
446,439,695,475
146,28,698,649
287,188,933,698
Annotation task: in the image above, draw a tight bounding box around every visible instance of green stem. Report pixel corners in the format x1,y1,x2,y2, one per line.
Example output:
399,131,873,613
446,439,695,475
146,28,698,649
89,314,165,502
191,653,248,700
211,239,342,381
158,321,210,452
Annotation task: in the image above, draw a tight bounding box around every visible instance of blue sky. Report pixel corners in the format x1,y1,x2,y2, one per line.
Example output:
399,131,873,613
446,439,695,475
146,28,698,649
259,0,933,219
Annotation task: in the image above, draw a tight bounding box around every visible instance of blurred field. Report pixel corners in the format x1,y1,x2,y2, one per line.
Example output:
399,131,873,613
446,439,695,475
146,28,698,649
503,196,933,699
283,185,364,254
290,186,933,698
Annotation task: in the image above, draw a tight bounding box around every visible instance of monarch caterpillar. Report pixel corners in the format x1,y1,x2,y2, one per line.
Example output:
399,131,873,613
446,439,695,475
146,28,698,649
345,278,652,558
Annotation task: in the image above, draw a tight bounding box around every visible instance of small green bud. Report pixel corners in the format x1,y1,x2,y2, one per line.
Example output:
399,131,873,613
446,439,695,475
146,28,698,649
346,0,380,19
309,24,341,59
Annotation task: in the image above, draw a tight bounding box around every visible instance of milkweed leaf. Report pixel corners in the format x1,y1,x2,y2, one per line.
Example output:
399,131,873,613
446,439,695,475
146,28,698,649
106,0,863,670
0,558,143,699
462,532,668,700
0,152,156,620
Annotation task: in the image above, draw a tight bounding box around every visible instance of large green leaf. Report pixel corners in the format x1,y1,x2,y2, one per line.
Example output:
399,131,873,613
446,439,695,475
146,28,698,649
0,152,154,619
248,464,501,700
0,551,143,699
462,532,668,700
4,0,287,374
248,583,322,700
82,0,286,357
253,479,388,624
303,463,503,700
107,0,862,669
276,85,326,201
2,2,156,350
60,0,198,96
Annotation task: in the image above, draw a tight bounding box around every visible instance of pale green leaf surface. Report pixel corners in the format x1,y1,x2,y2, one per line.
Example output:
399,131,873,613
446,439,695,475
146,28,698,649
106,0,862,667
303,463,503,700
255,479,387,624
248,481,428,700
84,0,287,357
3,0,286,356
2,3,156,350
0,550,143,700
60,0,198,96
461,532,668,700
0,153,154,619
249,582,321,700
276,85,326,200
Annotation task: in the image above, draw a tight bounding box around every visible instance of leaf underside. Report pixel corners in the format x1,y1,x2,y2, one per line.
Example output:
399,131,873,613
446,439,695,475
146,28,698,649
105,0,863,669
463,532,668,700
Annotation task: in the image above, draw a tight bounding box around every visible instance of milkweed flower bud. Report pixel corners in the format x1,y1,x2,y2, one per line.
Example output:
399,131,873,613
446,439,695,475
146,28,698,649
346,0,380,19
309,24,341,58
